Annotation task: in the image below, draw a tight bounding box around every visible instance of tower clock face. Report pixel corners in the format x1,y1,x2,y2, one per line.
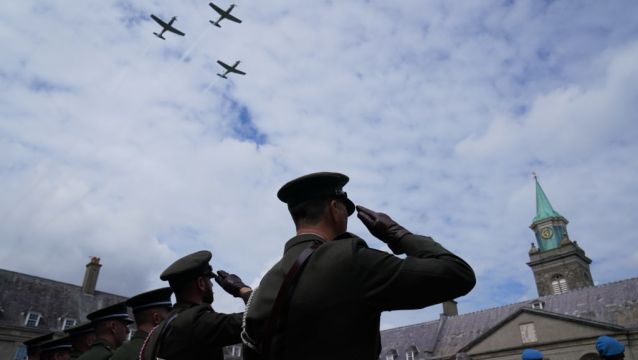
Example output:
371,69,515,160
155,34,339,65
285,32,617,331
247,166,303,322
540,227,553,240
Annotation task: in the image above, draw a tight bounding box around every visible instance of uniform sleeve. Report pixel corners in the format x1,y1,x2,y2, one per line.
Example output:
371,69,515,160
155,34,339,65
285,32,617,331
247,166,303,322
193,309,244,347
109,347,125,360
354,234,476,311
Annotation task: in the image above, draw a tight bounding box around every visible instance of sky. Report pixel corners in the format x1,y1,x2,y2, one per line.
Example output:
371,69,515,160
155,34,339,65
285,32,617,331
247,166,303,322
1,0,637,330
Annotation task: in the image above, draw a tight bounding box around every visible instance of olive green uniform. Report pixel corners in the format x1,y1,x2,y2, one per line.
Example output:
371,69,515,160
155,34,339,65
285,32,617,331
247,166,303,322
110,330,148,360
70,349,83,359
141,302,243,360
76,339,115,360
244,232,476,360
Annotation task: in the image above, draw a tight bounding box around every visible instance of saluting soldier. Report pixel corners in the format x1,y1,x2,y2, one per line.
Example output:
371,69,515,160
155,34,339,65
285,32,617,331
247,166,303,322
39,335,73,360
110,287,173,360
242,172,477,360
63,322,95,359
76,302,133,360
140,251,252,360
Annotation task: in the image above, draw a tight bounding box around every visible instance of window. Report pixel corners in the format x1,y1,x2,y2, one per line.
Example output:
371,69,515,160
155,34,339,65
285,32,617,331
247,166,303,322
24,312,41,327
230,346,241,357
531,301,545,310
386,349,398,360
406,346,418,360
519,322,537,344
551,275,568,294
13,345,27,360
62,318,77,330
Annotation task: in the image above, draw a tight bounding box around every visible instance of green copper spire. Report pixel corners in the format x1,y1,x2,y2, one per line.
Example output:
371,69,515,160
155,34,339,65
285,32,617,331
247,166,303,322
532,173,564,224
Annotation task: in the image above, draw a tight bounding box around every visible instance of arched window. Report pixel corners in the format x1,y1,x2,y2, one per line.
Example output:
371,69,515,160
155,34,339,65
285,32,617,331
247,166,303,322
551,274,568,294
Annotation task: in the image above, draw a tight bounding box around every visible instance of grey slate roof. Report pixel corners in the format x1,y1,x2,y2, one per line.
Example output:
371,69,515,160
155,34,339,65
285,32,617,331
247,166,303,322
0,268,126,332
379,277,638,360
381,319,441,356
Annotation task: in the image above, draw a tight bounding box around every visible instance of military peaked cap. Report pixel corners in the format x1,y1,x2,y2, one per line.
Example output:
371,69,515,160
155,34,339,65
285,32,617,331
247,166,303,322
596,336,625,358
86,301,133,324
160,250,214,282
277,172,355,215
23,332,56,354
522,349,543,360
63,322,93,337
127,287,173,313
40,335,72,354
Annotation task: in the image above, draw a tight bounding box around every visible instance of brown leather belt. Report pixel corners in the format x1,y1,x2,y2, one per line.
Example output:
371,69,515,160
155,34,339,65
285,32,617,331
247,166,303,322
259,241,322,359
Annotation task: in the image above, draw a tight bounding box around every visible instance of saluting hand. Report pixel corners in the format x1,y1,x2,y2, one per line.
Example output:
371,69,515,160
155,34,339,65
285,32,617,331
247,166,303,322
356,205,412,253
214,270,250,298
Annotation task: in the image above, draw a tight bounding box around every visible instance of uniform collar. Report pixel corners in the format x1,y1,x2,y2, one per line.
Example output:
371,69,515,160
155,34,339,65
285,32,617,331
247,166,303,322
334,232,357,240
91,338,115,352
172,301,212,312
284,234,325,252
132,330,149,340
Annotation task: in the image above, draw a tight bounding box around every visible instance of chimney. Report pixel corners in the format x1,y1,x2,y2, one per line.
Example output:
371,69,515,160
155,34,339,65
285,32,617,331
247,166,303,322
82,257,102,294
442,300,458,316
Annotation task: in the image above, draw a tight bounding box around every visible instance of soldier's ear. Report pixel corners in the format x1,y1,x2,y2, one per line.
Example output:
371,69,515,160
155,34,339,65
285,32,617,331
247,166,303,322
196,276,207,292
87,333,96,346
328,199,337,215
108,320,117,334
328,200,342,222
152,311,162,326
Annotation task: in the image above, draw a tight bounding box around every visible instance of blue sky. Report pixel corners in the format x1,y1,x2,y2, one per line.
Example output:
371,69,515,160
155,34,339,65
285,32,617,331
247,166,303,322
1,0,637,329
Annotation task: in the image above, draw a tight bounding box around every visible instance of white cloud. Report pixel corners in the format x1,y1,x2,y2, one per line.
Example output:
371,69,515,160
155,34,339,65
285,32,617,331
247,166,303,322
1,0,637,328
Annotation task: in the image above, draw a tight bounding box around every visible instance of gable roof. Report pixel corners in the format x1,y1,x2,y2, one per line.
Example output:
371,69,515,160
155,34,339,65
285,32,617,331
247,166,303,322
0,268,126,332
460,307,627,353
380,277,638,359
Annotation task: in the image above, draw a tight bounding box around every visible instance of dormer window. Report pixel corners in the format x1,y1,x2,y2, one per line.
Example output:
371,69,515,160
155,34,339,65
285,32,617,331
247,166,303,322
25,312,41,327
531,300,545,310
385,349,398,360
62,318,77,330
406,350,415,360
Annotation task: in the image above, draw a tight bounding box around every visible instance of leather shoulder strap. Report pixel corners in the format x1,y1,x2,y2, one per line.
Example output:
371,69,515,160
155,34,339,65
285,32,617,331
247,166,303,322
259,242,321,358
139,312,179,360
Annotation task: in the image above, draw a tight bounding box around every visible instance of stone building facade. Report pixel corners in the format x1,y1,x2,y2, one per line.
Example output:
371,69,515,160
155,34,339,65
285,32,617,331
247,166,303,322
1,258,243,360
379,178,637,360
0,258,126,360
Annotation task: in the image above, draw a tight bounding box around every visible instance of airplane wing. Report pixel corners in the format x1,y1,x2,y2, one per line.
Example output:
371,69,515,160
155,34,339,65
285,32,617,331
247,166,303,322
209,2,242,23
224,12,242,23
209,2,226,16
167,26,185,36
217,60,233,71
150,14,168,27
229,68,246,75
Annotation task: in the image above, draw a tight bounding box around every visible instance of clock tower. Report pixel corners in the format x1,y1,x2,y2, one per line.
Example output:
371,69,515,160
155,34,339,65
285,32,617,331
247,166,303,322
527,174,594,297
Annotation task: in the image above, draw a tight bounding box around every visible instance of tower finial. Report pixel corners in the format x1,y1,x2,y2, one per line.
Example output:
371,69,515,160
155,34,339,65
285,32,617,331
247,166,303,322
532,171,538,181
